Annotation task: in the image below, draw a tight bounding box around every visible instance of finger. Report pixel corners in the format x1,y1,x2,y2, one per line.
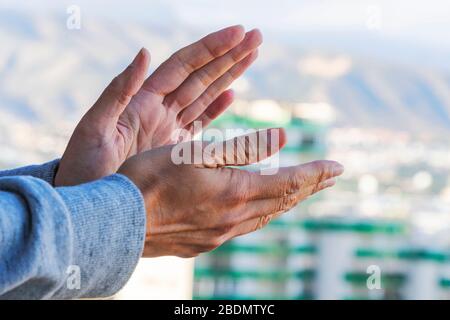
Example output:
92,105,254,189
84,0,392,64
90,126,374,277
197,127,287,168
183,89,234,137
210,178,336,245
294,161,344,186
142,25,245,96
243,160,344,200
87,48,150,128
165,29,262,110
226,180,337,239
228,214,276,240
236,177,336,222
178,49,258,127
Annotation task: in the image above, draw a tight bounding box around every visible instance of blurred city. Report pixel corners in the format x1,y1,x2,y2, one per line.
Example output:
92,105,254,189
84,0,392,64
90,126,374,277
1,0,450,299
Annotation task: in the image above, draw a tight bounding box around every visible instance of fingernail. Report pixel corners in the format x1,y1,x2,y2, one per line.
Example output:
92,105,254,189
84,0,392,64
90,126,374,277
231,24,245,32
130,47,146,66
333,163,345,176
247,28,263,44
248,28,261,34
227,25,245,40
321,178,336,188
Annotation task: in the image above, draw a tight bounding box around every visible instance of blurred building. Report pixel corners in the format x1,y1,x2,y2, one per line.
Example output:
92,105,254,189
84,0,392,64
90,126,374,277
193,101,328,299
192,102,450,300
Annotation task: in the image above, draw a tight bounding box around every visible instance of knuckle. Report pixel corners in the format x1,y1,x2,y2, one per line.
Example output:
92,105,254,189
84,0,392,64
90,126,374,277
166,93,185,110
196,68,214,87
277,194,297,212
230,50,241,63
172,52,195,75
109,76,121,89
117,91,132,106
227,170,251,204
312,180,321,195
108,76,132,106
201,41,219,58
199,89,215,109
216,221,234,235
311,160,327,178
256,215,273,230
308,160,321,174
225,69,236,81
276,197,286,212
285,174,300,195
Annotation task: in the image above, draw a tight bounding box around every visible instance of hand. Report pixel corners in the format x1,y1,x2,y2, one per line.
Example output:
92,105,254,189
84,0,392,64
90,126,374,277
55,25,262,186
118,128,344,258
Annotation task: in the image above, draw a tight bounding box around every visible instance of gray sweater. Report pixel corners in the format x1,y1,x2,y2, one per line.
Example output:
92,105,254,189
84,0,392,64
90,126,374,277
0,160,146,299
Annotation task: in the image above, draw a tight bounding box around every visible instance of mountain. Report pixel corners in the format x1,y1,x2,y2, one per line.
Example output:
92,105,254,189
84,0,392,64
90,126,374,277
0,10,450,167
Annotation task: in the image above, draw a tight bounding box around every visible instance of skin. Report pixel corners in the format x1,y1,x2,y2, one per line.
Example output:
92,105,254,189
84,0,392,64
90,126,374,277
54,25,345,257
55,25,262,186
118,128,344,258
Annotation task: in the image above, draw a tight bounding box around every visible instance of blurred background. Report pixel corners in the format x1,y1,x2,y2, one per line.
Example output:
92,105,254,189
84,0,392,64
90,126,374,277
1,0,450,300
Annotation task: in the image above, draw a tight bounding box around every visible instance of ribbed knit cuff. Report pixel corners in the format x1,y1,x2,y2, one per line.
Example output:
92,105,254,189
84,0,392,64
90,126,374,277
0,159,60,186
56,174,146,298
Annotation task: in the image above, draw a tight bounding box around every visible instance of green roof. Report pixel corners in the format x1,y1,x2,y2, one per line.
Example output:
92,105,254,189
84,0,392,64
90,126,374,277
281,144,326,154
194,268,315,281
355,248,450,262
211,112,290,128
355,248,398,259
211,111,326,132
301,219,406,234
344,271,406,287
440,278,450,288
210,243,316,256
397,249,449,262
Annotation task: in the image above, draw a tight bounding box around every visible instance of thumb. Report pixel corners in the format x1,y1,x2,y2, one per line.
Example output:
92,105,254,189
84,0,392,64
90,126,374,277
198,128,287,168
87,48,150,128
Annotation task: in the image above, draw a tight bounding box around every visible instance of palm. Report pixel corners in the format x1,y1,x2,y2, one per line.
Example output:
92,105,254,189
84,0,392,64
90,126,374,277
56,26,262,186
117,26,261,160
120,90,179,155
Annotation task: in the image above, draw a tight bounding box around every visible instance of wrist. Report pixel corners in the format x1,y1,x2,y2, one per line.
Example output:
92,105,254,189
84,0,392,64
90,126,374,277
118,162,160,241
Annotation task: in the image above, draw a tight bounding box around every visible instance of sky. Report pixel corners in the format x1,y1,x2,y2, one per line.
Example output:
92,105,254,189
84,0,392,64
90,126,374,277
1,0,449,46
1,0,449,69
